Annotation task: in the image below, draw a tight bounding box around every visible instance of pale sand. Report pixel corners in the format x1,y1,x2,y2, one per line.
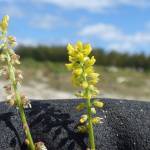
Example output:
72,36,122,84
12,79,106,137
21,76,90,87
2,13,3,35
0,80,149,102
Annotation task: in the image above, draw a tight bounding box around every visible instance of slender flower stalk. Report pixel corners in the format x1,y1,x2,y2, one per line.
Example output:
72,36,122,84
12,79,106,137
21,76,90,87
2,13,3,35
66,41,104,150
0,15,47,150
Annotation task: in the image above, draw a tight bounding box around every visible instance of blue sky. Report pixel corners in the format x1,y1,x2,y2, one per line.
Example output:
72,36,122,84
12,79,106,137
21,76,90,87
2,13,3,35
0,0,150,54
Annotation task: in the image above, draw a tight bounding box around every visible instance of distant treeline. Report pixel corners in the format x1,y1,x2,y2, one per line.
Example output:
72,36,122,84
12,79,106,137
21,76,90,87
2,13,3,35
16,45,150,70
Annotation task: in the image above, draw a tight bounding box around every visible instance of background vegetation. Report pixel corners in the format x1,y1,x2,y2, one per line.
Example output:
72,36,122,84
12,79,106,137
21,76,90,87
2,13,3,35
16,45,150,71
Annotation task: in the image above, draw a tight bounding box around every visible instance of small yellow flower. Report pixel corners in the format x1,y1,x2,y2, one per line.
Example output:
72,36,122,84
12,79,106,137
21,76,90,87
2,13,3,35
76,41,83,50
77,53,84,61
92,117,103,124
85,56,96,66
93,100,104,108
80,114,88,123
89,78,99,85
83,43,92,56
73,68,82,76
81,81,88,88
85,66,94,75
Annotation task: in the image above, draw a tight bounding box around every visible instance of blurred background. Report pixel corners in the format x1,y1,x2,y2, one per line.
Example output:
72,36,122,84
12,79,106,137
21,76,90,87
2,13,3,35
0,0,150,101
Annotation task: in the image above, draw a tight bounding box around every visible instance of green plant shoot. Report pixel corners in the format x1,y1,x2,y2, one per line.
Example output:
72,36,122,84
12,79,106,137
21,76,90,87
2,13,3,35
66,41,104,150
0,15,47,150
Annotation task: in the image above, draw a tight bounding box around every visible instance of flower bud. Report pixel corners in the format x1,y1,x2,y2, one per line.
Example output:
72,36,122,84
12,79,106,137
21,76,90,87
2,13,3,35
67,43,74,55
8,36,17,47
35,142,47,150
65,63,73,70
16,69,23,81
3,84,11,93
0,15,9,32
77,125,87,133
21,95,31,108
7,99,15,106
77,53,84,61
11,53,20,64
73,68,82,76
6,94,14,101
80,114,88,123
76,41,83,50
83,43,92,56
93,100,104,108
0,54,6,61
91,107,96,114
81,81,88,88
92,117,103,125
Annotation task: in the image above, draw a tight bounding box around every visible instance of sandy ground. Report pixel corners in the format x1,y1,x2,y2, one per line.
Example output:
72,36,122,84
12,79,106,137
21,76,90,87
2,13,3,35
0,80,149,102
0,80,74,101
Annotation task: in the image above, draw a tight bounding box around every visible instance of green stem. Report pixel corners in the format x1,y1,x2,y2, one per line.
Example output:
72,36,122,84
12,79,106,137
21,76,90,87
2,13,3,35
87,97,95,150
6,52,35,150
81,64,95,150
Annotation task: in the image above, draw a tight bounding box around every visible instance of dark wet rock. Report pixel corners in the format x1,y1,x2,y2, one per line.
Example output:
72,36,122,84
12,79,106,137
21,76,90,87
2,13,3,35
0,98,150,150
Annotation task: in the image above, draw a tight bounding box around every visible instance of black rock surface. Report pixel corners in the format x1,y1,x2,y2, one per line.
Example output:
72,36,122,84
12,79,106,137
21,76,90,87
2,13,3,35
0,98,150,150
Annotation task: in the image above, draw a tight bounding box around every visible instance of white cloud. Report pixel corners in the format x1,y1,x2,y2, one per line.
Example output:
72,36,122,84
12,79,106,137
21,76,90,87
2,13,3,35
79,23,150,52
29,14,66,29
80,23,124,41
33,0,113,12
32,0,150,12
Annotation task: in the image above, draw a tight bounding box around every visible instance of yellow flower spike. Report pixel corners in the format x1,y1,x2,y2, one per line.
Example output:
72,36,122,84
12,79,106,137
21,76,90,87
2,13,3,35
66,41,103,150
80,114,88,123
93,100,104,108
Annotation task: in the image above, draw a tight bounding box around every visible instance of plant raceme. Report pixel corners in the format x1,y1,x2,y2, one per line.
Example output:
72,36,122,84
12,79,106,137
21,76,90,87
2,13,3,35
0,15,47,150
66,41,104,150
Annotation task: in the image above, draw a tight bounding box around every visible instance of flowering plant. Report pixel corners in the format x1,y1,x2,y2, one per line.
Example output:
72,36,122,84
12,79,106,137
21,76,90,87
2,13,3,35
0,15,47,150
66,41,104,150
